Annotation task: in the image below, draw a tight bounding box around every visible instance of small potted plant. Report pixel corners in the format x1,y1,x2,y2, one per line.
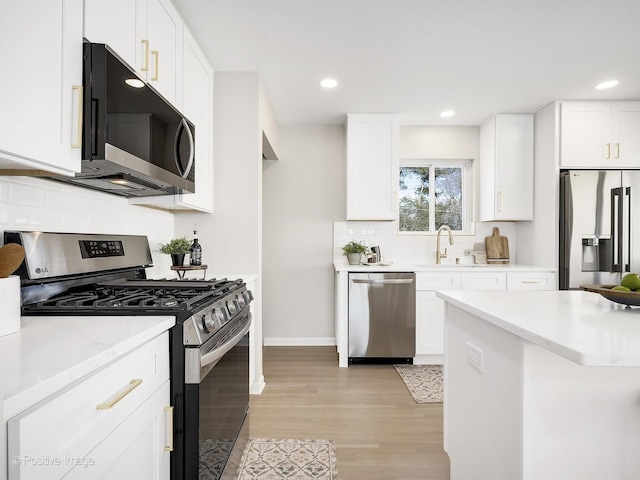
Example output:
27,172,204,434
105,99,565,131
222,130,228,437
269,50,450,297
158,236,191,267
342,241,367,265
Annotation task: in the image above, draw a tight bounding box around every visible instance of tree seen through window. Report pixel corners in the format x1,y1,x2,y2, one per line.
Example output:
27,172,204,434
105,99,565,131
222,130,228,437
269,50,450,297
399,164,463,232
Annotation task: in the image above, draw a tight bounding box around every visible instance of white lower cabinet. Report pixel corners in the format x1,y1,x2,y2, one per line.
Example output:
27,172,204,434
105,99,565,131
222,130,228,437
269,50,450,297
415,273,460,360
461,272,506,291
8,333,171,480
507,271,557,290
416,290,446,356
415,270,555,363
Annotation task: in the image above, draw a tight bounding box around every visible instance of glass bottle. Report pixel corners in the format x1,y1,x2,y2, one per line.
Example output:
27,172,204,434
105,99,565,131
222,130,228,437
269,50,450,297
190,230,202,266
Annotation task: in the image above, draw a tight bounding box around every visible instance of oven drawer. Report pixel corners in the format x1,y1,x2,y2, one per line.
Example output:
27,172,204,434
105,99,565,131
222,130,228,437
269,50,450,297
8,332,170,480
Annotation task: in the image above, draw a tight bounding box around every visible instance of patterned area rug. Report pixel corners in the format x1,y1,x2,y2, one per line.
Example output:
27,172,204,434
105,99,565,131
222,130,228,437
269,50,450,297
235,438,338,480
393,364,444,404
200,438,235,479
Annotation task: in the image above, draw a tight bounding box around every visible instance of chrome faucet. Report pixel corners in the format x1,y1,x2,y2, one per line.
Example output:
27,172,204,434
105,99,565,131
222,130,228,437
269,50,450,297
436,225,454,264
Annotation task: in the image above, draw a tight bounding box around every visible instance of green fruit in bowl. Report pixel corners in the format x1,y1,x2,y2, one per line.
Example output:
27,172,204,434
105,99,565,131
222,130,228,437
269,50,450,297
620,273,640,291
612,285,632,292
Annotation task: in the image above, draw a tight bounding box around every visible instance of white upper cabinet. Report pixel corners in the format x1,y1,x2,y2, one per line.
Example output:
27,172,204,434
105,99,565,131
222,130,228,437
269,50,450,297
0,0,83,175
177,28,214,212
478,114,534,221
560,101,640,168
346,114,399,220
130,26,214,212
84,0,182,106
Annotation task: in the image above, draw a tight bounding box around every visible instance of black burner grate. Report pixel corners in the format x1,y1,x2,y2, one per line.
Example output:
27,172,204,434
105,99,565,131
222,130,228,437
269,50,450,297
24,279,244,314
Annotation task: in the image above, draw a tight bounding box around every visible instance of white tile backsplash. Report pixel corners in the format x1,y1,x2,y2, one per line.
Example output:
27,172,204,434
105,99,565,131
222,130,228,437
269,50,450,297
334,220,518,265
0,176,176,278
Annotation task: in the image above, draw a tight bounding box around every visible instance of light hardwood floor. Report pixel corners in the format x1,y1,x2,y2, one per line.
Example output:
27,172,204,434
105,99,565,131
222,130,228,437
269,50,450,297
248,346,450,480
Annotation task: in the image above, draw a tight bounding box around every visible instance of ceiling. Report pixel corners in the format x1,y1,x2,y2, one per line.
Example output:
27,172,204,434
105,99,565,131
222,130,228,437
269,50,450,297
172,0,640,126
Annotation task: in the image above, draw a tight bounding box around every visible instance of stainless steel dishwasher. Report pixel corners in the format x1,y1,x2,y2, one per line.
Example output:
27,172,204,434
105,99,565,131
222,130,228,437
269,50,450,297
348,272,416,364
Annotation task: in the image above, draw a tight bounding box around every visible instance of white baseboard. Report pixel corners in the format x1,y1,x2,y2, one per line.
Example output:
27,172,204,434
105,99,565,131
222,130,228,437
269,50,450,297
250,375,265,395
413,354,444,365
263,337,336,346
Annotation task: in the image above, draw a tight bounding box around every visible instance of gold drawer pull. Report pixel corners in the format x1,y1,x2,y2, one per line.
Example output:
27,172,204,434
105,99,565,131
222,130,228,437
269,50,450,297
522,281,541,284
164,406,174,452
97,379,143,410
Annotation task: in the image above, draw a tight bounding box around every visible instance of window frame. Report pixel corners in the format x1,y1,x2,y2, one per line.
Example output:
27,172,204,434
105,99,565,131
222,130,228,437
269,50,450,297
397,158,474,235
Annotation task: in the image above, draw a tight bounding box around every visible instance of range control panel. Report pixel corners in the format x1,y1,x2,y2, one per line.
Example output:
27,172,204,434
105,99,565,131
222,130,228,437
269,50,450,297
79,240,125,258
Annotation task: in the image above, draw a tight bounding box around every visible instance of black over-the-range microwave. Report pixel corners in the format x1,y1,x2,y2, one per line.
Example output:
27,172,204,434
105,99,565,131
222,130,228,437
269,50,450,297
46,41,196,198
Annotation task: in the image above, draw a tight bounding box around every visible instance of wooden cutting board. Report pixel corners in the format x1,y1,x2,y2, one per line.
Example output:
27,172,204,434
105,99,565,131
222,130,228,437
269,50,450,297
485,227,510,264
0,243,25,278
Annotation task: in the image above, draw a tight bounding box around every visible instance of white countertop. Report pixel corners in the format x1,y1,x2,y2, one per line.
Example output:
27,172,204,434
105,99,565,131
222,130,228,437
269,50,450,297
0,315,175,419
333,260,556,273
436,289,640,366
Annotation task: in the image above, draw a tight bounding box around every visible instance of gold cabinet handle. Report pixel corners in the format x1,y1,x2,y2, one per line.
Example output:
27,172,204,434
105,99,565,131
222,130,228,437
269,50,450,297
97,379,143,410
141,39,149,72
497,191,503,212
151,50,159,81
606,143,611,159
616,143,620,159
164,406,174,452
522,281,541,284
71,85,83,148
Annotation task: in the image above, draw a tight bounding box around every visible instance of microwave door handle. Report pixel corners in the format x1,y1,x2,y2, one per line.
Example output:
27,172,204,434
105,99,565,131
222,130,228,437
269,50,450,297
174,119,195,179
184,120,195,177
91,98,99,157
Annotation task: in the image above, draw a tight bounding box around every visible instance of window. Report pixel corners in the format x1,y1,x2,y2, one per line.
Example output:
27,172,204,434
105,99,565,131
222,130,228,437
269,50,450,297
398,160,472,233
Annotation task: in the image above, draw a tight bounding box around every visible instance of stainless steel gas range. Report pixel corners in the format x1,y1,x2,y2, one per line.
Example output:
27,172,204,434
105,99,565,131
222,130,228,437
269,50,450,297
5,230,252,480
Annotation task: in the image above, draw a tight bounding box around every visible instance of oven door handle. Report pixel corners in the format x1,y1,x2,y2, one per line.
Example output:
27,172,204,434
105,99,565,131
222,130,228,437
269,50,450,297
200,315,251,368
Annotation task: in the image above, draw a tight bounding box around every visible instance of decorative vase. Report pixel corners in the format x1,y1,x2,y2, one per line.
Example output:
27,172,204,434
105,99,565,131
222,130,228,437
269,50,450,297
347,253,362,265
171,253,185,267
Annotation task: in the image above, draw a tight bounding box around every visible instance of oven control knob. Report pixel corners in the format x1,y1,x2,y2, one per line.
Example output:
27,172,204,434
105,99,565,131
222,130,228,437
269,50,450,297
214,308,227,327
237,294,246,307
201,314,210,334
202,312,217,333
226,300,239,316
243,291,253,304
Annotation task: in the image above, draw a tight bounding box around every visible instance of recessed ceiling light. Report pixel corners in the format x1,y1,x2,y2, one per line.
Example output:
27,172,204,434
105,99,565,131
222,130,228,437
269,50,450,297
125,78,145,88
319,78,338,89
595,80,619,90
440,110,455,118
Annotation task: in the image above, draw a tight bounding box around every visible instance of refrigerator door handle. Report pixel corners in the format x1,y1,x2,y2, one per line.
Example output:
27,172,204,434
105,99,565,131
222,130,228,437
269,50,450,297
611,187,624,273
625,187,631,272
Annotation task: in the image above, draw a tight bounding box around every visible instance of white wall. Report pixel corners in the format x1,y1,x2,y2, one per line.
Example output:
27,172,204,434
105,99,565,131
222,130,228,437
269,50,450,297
175,72,261,273
400,125,480,159
262,125,346,345
0,176,175,277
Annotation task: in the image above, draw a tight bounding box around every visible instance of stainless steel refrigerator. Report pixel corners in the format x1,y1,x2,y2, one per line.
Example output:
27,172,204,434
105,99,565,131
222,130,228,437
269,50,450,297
560,170,640,289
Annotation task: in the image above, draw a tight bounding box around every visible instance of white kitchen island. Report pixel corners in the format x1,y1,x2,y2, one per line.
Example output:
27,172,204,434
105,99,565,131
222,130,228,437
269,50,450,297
436,289,640,480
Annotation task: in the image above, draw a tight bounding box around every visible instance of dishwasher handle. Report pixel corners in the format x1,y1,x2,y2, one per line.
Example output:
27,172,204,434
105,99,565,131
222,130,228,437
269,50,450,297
351,278,414,285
